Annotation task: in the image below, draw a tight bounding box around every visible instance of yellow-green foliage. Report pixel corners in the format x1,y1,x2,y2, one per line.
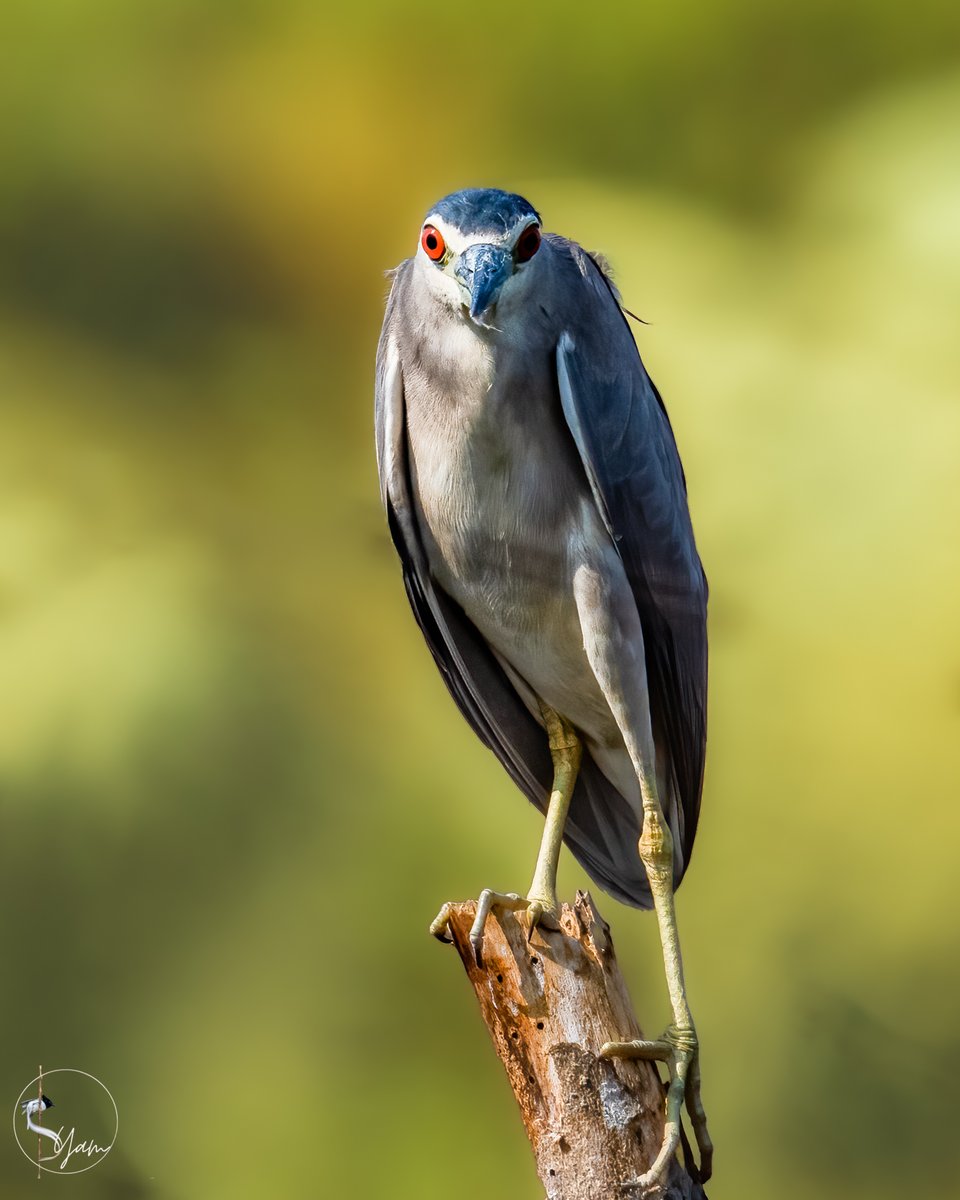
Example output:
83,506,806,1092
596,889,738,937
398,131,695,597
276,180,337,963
1,4,957,1197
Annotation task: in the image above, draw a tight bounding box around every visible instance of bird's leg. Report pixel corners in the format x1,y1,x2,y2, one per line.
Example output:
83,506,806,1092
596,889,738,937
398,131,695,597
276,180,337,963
601,789,713,1191
430,705,581,965
525,705,582,929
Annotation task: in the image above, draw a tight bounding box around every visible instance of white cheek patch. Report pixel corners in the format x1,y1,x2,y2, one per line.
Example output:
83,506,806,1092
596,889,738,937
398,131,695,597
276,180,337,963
425,268,468,310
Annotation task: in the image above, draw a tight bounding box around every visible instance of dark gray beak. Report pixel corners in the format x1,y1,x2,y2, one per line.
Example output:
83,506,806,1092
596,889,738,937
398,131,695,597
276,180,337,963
455,243,512,319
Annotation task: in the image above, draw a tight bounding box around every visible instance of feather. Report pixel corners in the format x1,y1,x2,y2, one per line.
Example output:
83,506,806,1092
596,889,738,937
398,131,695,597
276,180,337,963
555,244,708,883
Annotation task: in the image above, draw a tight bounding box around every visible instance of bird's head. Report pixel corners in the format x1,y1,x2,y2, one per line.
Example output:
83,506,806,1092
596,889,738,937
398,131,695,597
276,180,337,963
415,188,543,325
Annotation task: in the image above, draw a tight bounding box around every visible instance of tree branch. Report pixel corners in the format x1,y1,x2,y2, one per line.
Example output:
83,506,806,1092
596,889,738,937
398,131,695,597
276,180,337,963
437,891,706,1199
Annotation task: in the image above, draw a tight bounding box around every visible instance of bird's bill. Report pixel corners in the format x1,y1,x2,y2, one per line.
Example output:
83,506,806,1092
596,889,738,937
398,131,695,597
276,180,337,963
454,243,512,319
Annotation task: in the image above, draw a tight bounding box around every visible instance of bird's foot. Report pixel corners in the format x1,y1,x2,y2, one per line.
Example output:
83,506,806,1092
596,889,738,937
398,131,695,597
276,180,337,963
601,1024,712,1192
430,887,560,966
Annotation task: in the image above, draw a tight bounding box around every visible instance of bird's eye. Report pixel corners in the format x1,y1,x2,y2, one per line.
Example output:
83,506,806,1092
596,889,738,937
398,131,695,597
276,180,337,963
515,224,541,263
421,225,446,262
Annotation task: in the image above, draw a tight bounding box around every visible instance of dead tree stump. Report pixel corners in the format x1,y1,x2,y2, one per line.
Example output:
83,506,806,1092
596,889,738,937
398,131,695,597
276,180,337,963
439,891,706,1200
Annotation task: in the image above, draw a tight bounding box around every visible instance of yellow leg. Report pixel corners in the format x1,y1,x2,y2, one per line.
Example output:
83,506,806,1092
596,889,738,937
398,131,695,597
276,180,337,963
430,704,581,965
525,704,581,927
601,795,713,1188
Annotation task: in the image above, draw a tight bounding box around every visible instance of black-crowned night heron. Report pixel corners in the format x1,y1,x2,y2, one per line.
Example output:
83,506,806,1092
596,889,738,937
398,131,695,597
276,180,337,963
375,188,711,1189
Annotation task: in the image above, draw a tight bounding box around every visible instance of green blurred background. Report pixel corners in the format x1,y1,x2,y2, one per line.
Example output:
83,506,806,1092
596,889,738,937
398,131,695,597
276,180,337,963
2,2,958,1197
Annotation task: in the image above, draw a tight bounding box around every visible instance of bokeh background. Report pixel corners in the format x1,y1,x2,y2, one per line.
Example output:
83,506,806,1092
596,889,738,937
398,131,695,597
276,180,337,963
2,2,958,1197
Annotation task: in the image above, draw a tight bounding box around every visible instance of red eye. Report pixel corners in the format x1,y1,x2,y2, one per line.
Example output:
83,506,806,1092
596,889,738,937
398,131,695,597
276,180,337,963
421,225,446,261
516,224,541,262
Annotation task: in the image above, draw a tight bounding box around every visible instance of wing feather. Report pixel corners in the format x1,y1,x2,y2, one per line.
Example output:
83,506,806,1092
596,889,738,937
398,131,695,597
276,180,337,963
555,246,708,882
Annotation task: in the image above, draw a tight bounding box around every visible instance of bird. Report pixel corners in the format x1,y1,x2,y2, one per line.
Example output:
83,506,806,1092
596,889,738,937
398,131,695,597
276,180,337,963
375,187,712,1189
22,1094,61,1152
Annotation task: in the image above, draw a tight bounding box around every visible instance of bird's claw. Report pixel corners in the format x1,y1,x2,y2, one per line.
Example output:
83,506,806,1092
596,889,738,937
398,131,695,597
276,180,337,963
429,889,558,966
524,897,560,942
429,902,456,944
601,1024,712,1189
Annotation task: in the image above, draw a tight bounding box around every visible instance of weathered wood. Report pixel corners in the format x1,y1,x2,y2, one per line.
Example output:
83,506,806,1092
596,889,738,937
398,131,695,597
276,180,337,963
440,891,706,1200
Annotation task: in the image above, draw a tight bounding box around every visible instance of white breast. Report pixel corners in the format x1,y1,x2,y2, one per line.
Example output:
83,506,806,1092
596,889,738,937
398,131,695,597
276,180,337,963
408,377,627,756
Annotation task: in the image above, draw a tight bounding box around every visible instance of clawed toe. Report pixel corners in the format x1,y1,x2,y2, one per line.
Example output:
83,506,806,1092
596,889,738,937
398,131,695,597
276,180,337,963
523,897,560,942
430,889,558,966
602,1025,711,1187
429,902,456,943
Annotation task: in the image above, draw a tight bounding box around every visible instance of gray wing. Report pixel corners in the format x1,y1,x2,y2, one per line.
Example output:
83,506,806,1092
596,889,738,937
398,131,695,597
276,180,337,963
375,264,657,909
555,242,708,884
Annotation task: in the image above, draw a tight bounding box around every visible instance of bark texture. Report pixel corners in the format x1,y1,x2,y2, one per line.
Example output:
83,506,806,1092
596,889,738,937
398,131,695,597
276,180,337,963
440,891,706,1200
